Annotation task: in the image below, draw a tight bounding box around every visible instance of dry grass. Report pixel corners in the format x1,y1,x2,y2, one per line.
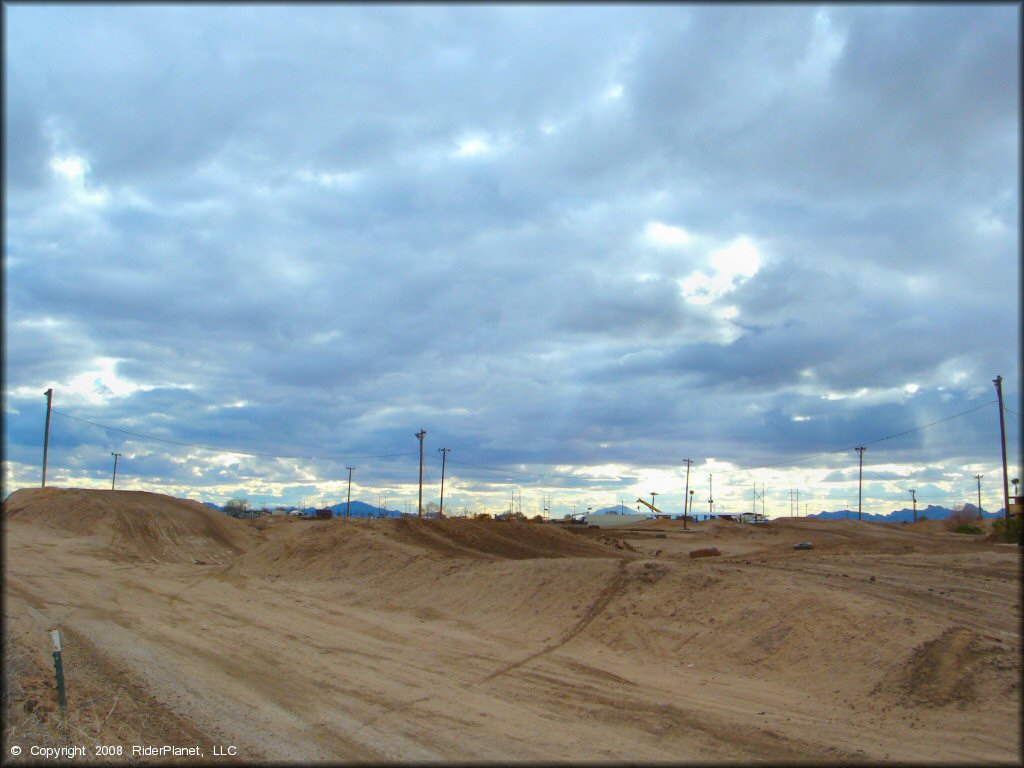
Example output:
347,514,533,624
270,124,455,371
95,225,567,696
4,634,160,764
943,505,982,532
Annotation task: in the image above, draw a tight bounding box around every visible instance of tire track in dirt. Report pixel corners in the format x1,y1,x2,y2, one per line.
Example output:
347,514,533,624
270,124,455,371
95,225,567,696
478,558,629,684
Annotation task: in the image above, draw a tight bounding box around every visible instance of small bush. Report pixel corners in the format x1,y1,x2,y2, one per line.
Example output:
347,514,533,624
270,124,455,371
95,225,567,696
952,525,983,535
944,505,979,532
991,516,1023,543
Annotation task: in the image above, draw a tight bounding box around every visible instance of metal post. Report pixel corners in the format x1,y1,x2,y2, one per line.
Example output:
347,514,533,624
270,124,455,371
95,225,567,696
42,388,53,487
708,474,713,518
415,430,426,518
110,452,121,490
51,629,67,718
346,467,354,518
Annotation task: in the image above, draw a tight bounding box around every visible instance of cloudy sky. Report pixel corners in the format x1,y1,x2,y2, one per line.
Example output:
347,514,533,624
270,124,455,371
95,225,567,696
4,4,1020,517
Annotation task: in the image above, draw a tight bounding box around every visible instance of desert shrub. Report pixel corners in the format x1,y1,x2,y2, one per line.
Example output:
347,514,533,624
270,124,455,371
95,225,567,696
918,515,928,522
944,505,979,531
952,524,984,535
223,497,250,516
991,515,1022,543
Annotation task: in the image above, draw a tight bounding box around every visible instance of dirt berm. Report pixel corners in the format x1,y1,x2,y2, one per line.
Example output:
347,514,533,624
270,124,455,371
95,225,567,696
3,487,258,565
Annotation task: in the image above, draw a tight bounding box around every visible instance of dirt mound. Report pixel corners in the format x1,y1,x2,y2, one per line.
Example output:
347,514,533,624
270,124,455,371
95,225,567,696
2,487,258,564
232,516,627,581
389,518,621,560
871,627,1012,708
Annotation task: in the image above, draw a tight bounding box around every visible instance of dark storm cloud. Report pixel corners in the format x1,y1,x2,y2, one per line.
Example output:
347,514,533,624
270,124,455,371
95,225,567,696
3,4,1018,506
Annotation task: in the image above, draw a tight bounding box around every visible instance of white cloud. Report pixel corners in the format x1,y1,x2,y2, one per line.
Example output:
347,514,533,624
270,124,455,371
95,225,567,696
643,220,692,247
2,4,1017,512
49,152,109,207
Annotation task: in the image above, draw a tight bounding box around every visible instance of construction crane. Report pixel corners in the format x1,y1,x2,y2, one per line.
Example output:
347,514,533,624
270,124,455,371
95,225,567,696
636,498,671,518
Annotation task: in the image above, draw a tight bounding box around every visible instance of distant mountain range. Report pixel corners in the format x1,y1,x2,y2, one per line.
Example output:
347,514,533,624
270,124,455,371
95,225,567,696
806,503,1005,523
586,502,1009,523
203,500,1008,523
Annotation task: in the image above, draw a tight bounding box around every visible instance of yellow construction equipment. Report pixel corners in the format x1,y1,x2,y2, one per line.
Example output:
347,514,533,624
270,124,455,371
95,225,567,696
636,498,671,518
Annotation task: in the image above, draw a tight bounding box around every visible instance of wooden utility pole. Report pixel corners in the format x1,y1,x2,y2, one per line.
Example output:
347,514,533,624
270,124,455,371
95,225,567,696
111,452,121,490
994,375,1010,521
42,388,53,487
438,448,450,518
682,459,692,530
708,474,713,517
415,430,426,518
346,467,355,518
855,447,866,520
910,489,917,523
975,474,984,520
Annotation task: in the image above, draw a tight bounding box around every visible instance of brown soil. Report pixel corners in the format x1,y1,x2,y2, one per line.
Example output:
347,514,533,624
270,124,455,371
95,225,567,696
4,487,1020,763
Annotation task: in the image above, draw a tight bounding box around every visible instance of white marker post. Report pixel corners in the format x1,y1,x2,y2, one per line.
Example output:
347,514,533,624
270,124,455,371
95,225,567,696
51,629,67,718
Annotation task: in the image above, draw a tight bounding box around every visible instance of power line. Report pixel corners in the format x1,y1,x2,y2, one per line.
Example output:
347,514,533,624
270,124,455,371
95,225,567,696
446,458,622,482
734,400,998,474
50,409,418,461
46,399,1002,487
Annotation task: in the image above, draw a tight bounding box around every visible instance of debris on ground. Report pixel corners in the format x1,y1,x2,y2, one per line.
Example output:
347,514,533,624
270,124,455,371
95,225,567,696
689,547,722,558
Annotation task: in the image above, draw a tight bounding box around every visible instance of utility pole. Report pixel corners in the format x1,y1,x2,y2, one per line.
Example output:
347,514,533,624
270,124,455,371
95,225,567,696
796,489,800,516
708,474,713,518
682,459,692,530
789,489,794,517
415,430,426,518
42,388,53,487
438,448,450,518
975,474,984,521
346,467,355,518
994,375,1010,522
855,447,866,521
110,452,121,490
910,489,917,524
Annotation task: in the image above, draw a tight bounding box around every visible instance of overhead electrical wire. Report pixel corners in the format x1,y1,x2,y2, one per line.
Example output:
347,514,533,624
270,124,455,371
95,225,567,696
50,409,418,461
446,458,621,483
48,398,1001,485
732,400,998,475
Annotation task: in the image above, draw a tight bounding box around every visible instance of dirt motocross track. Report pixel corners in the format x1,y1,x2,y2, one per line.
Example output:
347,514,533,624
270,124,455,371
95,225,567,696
3,488,1021,763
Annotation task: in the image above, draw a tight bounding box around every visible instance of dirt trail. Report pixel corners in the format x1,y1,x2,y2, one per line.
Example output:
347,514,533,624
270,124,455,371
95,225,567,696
4,488,1020,763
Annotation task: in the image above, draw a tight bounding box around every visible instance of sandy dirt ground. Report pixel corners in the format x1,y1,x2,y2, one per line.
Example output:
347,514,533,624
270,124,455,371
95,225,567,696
3,487,1021,764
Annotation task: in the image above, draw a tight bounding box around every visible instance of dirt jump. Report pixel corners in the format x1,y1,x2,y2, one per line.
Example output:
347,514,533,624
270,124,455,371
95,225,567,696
4,487,1020,763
